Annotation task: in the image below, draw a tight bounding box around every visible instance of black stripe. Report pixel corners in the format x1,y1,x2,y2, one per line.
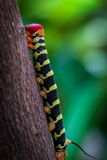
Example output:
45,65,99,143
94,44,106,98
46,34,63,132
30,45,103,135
51,133,66,151
55,134,66,149
35,70,41,76
47,90,58,106
32,56,37,64
40,64,51,78
54,119,64,134
32,46,46,53
44,75,55,90
37,54,48,65
51,105,61,120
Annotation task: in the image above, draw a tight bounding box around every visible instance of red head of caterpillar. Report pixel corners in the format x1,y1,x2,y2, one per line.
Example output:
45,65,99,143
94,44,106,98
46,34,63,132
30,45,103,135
25,23,43,33
25,23,45,37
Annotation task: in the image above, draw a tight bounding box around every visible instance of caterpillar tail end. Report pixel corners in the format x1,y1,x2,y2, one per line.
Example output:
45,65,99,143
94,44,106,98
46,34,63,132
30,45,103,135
56,151,68,160
25,23,44,36
55,139,71,160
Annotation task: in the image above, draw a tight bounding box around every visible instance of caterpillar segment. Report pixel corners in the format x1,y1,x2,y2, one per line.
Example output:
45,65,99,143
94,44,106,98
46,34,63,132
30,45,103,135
25,24,70,159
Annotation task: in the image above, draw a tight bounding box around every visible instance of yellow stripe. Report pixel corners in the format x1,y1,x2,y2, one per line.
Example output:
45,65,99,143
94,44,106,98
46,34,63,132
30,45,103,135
46,99,60,108
42,70,54,79
33,36,44,43
44,84,57,93
55,113,63,123
54,128,65,138
32,49,48,58
52,99,60,108
34,43,45,49
35,59,50,69
56,143,66,149
42,59,50,66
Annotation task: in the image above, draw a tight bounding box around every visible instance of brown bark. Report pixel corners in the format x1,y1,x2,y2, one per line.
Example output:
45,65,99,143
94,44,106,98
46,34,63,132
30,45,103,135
0,0,56,160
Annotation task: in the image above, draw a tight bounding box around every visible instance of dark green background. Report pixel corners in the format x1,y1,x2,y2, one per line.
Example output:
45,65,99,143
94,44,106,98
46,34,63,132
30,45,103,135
18,0,107,159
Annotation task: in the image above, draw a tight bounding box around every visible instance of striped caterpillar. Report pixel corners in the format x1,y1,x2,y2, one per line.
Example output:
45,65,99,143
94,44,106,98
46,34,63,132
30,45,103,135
25,24,96,160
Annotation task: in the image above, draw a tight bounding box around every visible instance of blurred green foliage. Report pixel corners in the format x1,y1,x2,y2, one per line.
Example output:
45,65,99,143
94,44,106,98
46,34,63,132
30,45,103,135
18,0,107,159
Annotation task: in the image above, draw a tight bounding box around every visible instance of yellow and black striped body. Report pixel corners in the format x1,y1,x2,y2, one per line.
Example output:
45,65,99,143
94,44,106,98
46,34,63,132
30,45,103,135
25,24,96,160
25,25,69,156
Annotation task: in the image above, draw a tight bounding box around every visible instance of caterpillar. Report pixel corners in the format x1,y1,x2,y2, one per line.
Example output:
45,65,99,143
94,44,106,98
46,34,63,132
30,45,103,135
25,24,96,160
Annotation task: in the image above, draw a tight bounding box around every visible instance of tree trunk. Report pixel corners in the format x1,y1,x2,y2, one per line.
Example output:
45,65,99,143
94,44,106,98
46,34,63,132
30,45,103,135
0,0,56,160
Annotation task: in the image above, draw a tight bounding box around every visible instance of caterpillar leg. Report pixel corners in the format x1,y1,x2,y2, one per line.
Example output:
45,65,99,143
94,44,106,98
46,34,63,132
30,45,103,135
48,121,55,132
36,77,44,85
43,106,51,114
40,90,47,97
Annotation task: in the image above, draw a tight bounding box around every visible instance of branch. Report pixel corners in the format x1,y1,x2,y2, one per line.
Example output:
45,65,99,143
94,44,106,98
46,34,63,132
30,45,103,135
0,0,56,160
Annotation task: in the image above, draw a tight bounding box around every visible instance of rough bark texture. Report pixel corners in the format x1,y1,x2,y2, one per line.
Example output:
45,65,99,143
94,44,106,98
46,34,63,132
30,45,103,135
0,0,56,160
